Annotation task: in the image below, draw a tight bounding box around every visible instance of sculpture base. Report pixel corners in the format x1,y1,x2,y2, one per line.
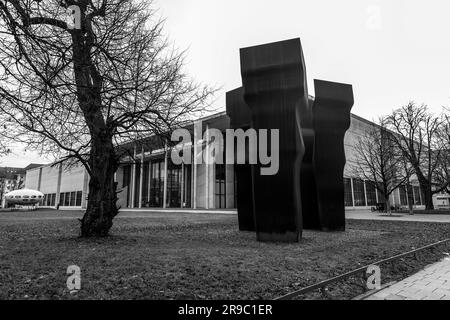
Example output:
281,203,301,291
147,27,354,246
256,231,301,243
321,226,346,232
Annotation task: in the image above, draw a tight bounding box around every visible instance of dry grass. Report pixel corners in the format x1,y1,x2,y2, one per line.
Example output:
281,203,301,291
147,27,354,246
1,209,449,300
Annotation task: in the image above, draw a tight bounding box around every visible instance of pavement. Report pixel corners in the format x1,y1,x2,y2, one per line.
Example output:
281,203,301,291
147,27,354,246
346,210,450,223
365,258,450,300
348,210,450,300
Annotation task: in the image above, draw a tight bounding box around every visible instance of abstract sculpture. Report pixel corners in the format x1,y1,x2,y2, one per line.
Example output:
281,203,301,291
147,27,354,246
313,80,354,231
226,87,255,231
240,39,306,242
226,37,354,242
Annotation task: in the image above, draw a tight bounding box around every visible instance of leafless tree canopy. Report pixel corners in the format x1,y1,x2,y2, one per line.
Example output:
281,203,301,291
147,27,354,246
386,102,449,209
351,117,408,210
0,0,214,170
437,110,450,195
0,0,215,236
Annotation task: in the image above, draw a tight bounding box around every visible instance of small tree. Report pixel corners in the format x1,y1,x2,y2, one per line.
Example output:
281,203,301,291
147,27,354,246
0,0,214,236
386,103,447,210
436,111,450,196
401,157,415,215
351,117,408,214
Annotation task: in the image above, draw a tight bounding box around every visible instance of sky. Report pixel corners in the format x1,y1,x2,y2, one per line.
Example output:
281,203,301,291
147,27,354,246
2,0,450,167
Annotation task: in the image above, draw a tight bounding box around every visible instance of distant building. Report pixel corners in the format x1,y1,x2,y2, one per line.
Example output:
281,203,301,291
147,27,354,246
24,111,445,212
0,164,44,207
0,166,26,195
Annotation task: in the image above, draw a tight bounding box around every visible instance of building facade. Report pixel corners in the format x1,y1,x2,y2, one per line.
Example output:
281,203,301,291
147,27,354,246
25,111,438,211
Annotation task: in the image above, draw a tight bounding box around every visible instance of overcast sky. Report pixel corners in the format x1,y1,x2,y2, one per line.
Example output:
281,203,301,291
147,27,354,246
2,0,449,167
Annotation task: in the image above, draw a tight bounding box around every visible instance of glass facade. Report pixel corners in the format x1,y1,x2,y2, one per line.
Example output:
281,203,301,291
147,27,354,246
150,159,165,207
215,164,226,209
133,163,141,208
43,193,57,206
365,181,377,206
166,162,182,208
142,161,150,207
122,165,131,207
183,165,192,208
46,191,82,207
344,178,353,207
407,185,414,206
399,185,408,206
353,179,366,206
117,158,428,210
413,186,421,205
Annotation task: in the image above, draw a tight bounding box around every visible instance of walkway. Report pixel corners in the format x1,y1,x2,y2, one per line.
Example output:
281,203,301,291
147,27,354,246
365,258,450,300
346,210,450,223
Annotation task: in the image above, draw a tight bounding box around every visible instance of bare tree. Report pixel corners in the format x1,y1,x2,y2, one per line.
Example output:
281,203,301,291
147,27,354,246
436,110,450,196
351,117,408,213
386,102,448,210
0,0,214,236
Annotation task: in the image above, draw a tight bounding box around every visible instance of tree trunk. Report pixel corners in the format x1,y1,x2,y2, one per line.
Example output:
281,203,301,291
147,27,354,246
407,184,414,215
80,136,118,237
70,27,120,237
384,196,391,215
421,184,434,210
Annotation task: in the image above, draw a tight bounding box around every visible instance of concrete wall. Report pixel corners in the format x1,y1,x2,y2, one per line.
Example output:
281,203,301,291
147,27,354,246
60,164,85,193
196,164,206,209
39,165,60,195
25,168,41,190
343,115,374,177
25,163,89,208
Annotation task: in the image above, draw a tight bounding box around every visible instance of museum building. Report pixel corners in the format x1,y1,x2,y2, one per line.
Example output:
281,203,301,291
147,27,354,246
24,111,439,211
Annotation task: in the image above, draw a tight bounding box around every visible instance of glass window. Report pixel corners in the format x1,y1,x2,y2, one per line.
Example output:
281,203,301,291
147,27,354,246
166,162,181,208
64,192,70,206
407,185,414,206
183,164,192,208
353,179,366,206
142,161,150,207
399,185,408,206
76,191,83,206
122,165,131,207
413,186,421,205
70,192,76,206
365,181,377,206
215,164,226,209
150,159,165,207
133,163,141,208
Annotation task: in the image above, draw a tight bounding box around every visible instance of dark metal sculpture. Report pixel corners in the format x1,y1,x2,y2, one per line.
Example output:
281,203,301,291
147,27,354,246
226,87,255,231
312,79,354,231
299,97,320,231
226,38,354,242
240,39,306,242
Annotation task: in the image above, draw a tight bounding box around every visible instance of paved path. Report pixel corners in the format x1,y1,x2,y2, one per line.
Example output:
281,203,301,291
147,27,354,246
346,210,450,223
366,258,450,300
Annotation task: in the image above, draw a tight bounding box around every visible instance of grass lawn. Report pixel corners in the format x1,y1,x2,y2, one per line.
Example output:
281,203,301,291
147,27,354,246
396,209,450,215
1,209,450,300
